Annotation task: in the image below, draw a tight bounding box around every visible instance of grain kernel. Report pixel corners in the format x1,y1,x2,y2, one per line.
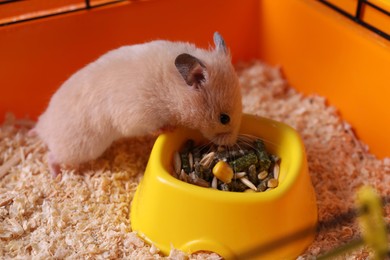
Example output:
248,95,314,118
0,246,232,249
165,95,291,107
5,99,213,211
211,176,218,189
173,151,181,177
240,177,257,191
258,170,268,180
273,163,280,180
234,172,246,179
267,178,278,188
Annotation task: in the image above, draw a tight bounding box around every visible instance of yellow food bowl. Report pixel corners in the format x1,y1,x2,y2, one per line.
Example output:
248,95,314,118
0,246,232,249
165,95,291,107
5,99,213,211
130,114,318,259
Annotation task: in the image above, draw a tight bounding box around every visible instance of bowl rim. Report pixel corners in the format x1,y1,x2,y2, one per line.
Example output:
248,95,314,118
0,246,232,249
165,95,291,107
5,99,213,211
147,114,306,202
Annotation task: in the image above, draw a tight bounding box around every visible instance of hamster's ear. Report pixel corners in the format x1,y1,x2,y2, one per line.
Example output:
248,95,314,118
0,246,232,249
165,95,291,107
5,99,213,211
213,31,227,54
175,53,207,88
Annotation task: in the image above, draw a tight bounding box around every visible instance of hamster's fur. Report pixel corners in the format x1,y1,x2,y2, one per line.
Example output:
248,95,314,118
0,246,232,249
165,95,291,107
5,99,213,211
35,32,242,176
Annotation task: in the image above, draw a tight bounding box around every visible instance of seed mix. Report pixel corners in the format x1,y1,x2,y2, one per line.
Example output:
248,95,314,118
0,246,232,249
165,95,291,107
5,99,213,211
172,138,280,192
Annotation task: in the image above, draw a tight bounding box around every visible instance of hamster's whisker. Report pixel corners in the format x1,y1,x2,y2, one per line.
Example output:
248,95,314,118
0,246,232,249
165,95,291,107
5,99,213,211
197,141,211,151
198,140,214,155
238,133,257,143
237,135,256,150
230,143,240,167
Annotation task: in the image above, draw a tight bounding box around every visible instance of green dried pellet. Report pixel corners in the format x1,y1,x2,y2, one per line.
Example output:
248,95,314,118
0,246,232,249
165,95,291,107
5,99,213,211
229,152,258,172
248,164,259,185
228,180,247,192
254,139,272,172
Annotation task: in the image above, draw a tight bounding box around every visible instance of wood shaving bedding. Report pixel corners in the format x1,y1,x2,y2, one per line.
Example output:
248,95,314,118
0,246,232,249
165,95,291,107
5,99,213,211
0,60,389,259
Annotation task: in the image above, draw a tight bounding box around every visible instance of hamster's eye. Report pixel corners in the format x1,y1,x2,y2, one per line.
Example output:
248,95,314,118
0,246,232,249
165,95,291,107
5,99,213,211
219,113,230,125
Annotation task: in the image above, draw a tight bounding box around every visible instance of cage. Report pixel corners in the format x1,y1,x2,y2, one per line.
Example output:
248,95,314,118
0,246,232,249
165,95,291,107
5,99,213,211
1,0,389,158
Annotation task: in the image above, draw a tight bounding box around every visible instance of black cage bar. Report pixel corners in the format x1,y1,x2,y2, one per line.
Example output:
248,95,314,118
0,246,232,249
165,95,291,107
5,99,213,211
0,0,128,27
318,0,390,41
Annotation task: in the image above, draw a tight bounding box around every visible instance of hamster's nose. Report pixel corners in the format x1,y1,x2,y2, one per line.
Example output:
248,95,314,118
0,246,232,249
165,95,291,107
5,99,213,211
213,132,237,146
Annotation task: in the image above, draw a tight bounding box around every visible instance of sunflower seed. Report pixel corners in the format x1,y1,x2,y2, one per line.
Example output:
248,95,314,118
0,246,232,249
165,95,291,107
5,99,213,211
200,152,215,168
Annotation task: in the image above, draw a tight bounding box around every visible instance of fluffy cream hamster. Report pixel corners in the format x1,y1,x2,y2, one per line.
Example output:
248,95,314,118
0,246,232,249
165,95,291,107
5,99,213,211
34,32,243,176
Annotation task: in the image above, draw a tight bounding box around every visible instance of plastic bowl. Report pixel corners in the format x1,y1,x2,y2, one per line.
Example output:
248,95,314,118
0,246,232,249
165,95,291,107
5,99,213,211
130,114,317,259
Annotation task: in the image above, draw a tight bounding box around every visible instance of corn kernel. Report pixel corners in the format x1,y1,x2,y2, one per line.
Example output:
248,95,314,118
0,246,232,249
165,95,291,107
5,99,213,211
212,161,234,183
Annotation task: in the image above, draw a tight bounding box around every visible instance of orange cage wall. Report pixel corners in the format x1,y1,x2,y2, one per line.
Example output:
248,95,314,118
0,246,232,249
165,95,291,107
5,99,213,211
0,0,389,158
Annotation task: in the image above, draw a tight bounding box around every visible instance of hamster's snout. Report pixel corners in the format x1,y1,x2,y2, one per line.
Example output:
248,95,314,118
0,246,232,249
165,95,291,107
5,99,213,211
212,131,238,146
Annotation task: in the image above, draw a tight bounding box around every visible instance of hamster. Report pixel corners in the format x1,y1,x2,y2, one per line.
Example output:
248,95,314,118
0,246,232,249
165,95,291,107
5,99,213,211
34,32,243,176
